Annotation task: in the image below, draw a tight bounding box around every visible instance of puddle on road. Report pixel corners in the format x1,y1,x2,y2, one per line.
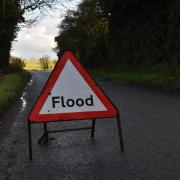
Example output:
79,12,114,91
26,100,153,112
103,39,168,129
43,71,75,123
20,78,34,111
20,92,27,111
28,78,34,86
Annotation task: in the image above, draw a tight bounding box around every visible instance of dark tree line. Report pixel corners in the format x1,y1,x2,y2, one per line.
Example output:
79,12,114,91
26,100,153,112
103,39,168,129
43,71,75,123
55,0,180,72
0,0,22,70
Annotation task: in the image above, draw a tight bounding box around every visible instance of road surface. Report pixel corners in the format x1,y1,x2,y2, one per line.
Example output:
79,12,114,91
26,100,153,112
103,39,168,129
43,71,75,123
0,70,180,180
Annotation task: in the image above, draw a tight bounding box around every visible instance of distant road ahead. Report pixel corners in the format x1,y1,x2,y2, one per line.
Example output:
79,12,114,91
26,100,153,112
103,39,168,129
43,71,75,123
0,70,180,180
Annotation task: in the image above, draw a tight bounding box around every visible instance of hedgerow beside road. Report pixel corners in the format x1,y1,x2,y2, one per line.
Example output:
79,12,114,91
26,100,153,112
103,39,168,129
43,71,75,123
91,69,180,90
0,71,30,113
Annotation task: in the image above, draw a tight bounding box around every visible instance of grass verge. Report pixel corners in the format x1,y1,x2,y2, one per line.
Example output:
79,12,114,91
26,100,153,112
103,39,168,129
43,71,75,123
91,70,180,89
0,71,30,112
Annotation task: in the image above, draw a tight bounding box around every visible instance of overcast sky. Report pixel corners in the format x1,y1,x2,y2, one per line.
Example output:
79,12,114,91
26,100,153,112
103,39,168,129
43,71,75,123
11,0,80,60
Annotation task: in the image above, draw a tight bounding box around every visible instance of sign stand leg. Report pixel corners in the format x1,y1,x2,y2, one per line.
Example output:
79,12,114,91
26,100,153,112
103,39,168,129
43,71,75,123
38,122,49,144
116,114,124,152
91,119,96,139
28,120,33,161
44,122,48,144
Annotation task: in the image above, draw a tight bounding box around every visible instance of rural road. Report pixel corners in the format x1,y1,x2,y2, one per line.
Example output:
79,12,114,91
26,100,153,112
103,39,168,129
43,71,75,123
0,70,180,180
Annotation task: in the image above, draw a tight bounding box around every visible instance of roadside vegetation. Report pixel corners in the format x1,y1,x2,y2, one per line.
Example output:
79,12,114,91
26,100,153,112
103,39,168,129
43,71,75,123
91,63,180,89
0,0,179,97
0,71,30,113
0,57,30,113
0,1,62,115
0,0,61,72
55,0,180,90
0,54,57,114
91,69,180,89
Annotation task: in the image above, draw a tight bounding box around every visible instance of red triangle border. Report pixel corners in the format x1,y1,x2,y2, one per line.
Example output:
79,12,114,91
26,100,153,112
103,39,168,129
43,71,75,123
28,51,118,122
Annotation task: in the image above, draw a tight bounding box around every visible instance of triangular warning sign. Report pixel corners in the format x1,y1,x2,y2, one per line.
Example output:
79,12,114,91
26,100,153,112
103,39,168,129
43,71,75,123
28,51,118,122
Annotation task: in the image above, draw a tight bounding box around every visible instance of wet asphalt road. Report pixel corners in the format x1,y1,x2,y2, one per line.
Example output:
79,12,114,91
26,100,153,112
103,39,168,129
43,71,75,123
0,70,180,180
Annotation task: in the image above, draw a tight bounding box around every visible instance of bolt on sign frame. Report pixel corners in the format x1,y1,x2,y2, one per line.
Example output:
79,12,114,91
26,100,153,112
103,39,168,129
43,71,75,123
28,50,124,160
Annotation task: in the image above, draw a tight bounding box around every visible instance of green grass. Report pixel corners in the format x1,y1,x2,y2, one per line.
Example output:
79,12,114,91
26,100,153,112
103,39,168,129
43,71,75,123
91,70,176,88
0,71,30,112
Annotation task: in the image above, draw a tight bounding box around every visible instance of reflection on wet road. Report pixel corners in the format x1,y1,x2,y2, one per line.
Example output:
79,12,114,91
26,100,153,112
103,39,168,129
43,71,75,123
20,92,27,111
20,78,34,111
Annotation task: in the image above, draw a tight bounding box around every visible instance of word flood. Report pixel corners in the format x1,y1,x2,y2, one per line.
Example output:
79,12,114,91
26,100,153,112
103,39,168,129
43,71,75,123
52,95,94,108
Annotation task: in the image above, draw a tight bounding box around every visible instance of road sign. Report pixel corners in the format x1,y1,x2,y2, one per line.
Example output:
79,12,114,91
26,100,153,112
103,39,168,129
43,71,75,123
28,51,118,122
27,50,124,160
29,51,118,122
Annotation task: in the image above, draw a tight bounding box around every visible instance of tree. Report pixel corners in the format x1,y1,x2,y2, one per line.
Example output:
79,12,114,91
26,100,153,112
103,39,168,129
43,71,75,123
99,0,180,69
55,0,180,72
0,0,61,72
39,55,50,70
0,0,23,70
55,0,109,69
10,56,25,72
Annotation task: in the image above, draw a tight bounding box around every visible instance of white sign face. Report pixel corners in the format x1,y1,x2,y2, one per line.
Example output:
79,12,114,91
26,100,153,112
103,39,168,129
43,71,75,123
40,60,107,114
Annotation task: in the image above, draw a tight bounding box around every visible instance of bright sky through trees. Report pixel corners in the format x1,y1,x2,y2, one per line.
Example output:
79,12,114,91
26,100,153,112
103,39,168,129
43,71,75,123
11,0,80,60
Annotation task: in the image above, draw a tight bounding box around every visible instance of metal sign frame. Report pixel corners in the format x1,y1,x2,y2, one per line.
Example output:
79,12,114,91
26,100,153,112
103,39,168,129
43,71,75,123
27,50,124,160
28,114,124,160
